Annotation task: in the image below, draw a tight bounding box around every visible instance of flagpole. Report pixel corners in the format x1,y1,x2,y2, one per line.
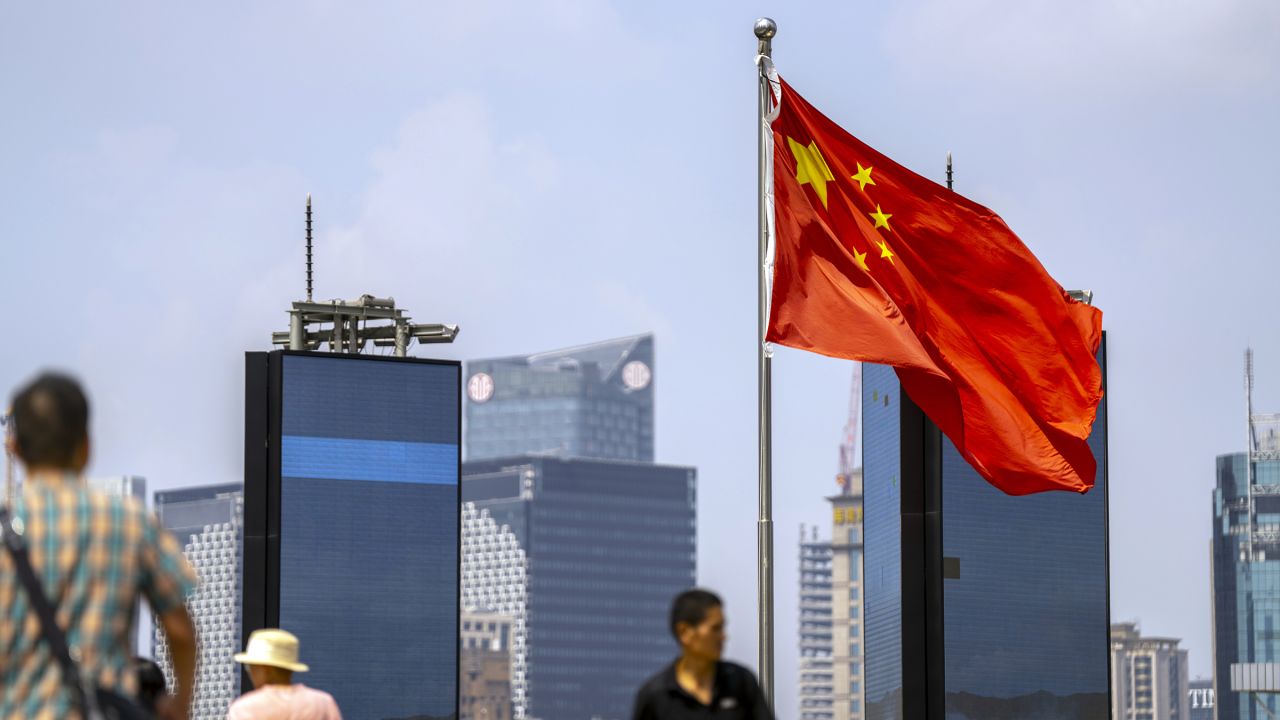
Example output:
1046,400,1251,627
754,16,777,706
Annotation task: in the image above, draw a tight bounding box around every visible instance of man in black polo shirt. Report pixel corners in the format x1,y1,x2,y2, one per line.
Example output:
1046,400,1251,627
632,589,773,720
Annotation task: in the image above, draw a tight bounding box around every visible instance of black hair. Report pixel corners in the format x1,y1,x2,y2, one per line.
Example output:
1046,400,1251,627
133,657,166,712
10,372,89,468
669,588,722,640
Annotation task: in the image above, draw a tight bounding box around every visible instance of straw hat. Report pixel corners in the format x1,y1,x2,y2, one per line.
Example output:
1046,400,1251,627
234,629,310,672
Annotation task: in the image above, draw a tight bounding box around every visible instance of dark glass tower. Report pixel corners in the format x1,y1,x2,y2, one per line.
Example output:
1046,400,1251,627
864,339,1109,720
462,455,696,720
464,334,654,463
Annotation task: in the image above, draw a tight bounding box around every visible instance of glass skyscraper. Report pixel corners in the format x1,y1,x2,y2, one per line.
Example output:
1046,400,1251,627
1212,420,1280,720
462,455,696,720
465,334,654,463
864,339,1109,719
243,351,461,720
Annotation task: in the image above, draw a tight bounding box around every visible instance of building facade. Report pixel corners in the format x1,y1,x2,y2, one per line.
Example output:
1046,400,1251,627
464,334,654,463
799,471,865,720
152,483,244,720
88,475,146,502
1212,426,1280,720
1110,623,1190,720
462,455,696,720
462,502,529,719
863,338,1110,720
1188,678,1214,720
461,610,517,720
800,530,836,720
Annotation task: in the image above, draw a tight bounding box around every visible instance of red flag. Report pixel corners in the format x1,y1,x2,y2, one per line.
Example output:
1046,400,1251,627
767,75,1103,495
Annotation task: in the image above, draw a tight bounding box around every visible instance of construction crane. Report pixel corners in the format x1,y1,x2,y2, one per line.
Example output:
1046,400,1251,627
837,363,861,494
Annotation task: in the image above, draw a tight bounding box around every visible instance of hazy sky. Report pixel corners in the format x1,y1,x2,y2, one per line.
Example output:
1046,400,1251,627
3,2,1279,715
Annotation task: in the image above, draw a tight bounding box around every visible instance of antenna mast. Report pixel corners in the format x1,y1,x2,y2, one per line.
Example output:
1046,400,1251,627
306,194,314,302
277,196,459,355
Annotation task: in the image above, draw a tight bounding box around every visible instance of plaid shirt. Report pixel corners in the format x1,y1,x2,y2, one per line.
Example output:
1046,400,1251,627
0,478,197,719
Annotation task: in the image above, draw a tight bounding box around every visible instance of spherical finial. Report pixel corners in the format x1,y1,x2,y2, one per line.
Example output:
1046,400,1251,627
754,17,777,40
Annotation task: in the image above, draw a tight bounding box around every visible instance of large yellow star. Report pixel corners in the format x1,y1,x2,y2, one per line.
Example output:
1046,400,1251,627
869,204,892,231
851,163,875,192
787,136,835,208
852,247,869,272
877,240,895,264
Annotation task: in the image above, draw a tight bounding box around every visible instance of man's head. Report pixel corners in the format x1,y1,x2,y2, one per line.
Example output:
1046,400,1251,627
8,373,90,473
670,588,725,662
234,628,309,689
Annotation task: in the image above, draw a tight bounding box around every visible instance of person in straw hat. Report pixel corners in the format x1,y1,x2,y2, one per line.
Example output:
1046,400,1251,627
228,628,342,720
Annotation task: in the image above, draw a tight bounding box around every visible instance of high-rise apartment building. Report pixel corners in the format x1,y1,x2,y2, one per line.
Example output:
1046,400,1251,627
800,529,836,720
799,470,865,720
1212,431,1280,719
864,336,1110,720
465,334,654,463
1110,623,1190,720
462,455,696,720
152,483,243,720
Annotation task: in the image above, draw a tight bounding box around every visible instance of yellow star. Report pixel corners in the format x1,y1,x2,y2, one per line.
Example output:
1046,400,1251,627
851,163,875,192
852,247,869,272
877,240,895,264
869,204,892,231
787,136,835,208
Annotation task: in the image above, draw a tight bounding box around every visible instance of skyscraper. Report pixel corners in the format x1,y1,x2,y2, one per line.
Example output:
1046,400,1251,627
462,455,696,720
863,337,1110,720
799,470,865,720
1211,391,1280,720
464,334,654,463
1110,622,1190,720
152,483,243,720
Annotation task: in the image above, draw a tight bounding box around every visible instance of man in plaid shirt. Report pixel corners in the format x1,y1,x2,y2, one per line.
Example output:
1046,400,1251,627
1,373,198,719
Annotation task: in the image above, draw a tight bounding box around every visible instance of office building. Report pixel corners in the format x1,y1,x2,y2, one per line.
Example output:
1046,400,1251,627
152,483,243,720
1188,678,1214,720
1110,623,1189,720
462,502,529,719
463,455,696,720
1211,362,1280,720
799,470,865,720
863,337,1110,719
465,334,654,463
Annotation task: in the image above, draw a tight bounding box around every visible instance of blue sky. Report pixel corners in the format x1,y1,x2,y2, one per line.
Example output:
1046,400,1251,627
3,1,1279,714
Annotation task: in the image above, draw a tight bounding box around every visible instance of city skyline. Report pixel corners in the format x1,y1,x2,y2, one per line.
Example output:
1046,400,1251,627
4,3,1280,715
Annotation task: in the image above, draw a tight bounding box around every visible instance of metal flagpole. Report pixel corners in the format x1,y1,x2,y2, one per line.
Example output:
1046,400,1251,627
754,16,777,706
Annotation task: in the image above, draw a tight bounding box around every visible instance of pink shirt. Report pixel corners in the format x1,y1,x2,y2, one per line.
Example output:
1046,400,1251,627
226,684,343,720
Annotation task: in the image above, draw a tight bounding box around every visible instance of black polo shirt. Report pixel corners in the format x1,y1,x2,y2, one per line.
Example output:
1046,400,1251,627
632,660,773,720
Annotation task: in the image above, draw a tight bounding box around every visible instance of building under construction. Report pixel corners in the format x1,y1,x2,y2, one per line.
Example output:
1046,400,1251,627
799,365,865,720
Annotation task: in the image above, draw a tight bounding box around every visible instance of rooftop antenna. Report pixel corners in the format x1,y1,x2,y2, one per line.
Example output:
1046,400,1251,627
274,195,459,355
946,151,953,191
306,194,314,302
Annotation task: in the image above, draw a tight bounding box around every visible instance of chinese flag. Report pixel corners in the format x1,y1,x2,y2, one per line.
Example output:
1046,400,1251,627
767,76,1103,495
